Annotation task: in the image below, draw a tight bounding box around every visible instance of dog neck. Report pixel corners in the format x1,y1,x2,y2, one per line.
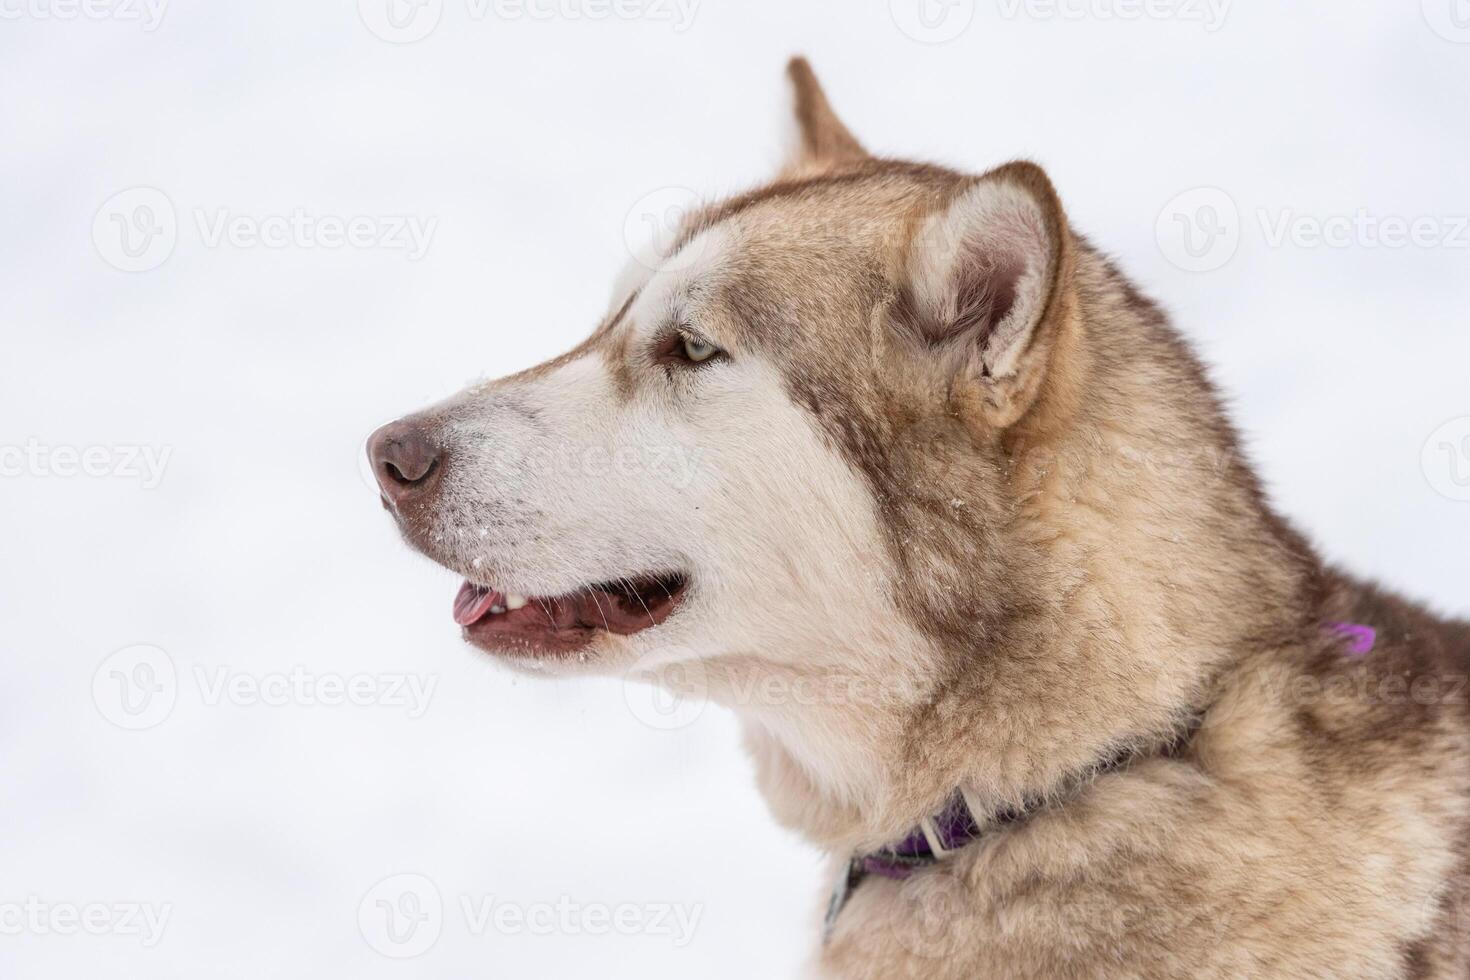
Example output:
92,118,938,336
733,252,1320,853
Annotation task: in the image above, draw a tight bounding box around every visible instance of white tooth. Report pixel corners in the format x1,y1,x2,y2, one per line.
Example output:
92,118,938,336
489,604,506,615
505,593,529,611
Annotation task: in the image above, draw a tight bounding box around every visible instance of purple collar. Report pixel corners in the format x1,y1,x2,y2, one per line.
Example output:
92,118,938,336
822,773,1110,943
855,789,988,881
823,790,981,941
823,736,1181,942
823,620,1380,942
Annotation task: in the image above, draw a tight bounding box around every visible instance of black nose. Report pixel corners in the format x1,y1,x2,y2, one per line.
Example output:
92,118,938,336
366,419,440,505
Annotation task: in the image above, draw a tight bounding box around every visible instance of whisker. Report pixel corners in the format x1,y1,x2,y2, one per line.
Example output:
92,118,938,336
588,587,611,631
620,575,658,627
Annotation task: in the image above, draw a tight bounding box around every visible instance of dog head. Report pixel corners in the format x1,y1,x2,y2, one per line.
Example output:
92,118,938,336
369,59,1314,832
368,60,1076,683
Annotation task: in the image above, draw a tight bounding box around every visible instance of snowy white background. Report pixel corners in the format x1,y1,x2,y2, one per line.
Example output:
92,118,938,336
2,1,1469,977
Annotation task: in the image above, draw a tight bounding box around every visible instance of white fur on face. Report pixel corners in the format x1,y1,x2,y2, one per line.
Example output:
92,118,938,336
412,230,940,765
402,224,946,805
420,227,741,604
430,355,692,599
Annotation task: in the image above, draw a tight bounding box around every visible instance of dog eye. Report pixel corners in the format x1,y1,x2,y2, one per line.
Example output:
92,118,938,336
654,329,726,369
680,334,721,363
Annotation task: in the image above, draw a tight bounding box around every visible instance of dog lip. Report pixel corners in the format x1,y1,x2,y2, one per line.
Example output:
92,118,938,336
456,572,689,658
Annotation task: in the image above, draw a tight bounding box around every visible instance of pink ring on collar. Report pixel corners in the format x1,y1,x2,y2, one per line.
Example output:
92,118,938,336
1325,621,1377,656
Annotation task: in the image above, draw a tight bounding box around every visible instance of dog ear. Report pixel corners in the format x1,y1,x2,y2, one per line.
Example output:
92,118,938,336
897,162,1077,429
780,56,869,178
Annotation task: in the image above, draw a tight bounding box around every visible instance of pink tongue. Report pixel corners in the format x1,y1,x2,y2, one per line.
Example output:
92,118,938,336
453,582,503,627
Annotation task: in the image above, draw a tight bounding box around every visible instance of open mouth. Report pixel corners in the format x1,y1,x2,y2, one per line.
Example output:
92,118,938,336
452,573,689,656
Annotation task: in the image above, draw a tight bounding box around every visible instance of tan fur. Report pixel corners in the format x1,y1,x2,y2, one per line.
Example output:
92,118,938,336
748,64,1470,979
380,58,1470,978
782,56,868,179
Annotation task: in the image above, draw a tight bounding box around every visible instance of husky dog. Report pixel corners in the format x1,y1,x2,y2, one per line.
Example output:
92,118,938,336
367,58,1470,978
